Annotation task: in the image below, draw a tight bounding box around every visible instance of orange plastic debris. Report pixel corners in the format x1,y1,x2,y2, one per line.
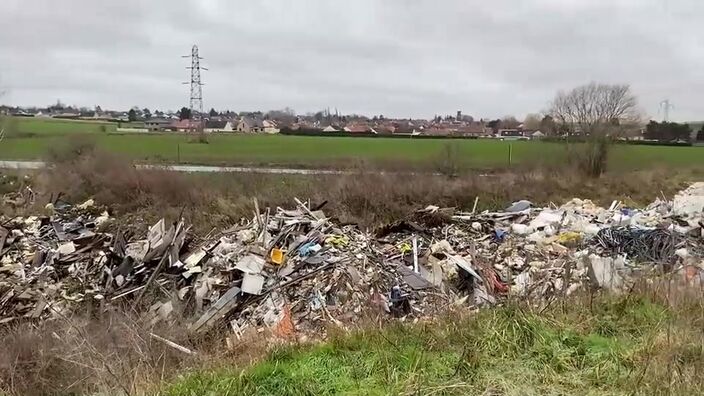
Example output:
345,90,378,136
270,248,284,265
274,304,295,338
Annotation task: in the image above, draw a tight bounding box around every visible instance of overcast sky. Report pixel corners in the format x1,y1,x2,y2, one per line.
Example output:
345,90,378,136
1,0,702,120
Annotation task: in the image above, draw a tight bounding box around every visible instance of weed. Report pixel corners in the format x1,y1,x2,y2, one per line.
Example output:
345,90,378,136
0,309,205,396
435,141,461,177
188,131,209,144
162,289,704,396
44,135,98,165
579,135,611,177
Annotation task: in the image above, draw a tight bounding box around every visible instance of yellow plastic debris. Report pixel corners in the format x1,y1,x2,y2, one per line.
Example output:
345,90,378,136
325,235,349,248
556,232,582,245
270,248,284,265
398,242,412,254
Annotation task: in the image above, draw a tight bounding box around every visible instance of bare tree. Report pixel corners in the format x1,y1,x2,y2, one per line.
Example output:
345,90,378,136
522,113,543,130
501,115,521,129
549,82,641,177
549,82,640,137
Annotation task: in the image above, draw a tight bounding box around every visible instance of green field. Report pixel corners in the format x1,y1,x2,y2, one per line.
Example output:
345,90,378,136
1,117,704,171
2,116,119,136
163,294,703,395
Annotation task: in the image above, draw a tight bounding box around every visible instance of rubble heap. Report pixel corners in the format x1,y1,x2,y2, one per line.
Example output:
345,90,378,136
2,184,704,337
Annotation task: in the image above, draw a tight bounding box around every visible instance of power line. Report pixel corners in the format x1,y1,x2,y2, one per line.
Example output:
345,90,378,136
182,45,207,119
659,99,674,122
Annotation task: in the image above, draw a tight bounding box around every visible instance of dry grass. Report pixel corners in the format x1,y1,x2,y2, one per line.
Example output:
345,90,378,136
22,140,701,236
0,309,189,396
0,303,278,396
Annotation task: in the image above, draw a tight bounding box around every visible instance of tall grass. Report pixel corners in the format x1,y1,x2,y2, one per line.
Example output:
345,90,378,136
163,282,704,395
27,140,700,235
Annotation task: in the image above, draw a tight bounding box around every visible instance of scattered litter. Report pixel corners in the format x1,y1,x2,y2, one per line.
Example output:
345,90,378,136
57,241,76,256
270,248,284,265
2,183,704,343
506,200,532,213
149,332,196,355
241,273,265,295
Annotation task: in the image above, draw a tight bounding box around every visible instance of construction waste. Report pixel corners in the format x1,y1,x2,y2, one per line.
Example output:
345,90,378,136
2,184,704,340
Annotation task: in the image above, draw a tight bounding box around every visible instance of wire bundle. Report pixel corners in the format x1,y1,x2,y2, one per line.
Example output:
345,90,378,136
593,227,680,263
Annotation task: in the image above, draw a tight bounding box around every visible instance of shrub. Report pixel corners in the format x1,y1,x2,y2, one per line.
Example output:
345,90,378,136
45,135,97,164
435,142,461,177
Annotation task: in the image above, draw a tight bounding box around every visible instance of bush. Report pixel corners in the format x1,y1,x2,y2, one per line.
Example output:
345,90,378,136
189,131,209,144
581,135,610,177
435,142,461,176
45,135,97,164
567,135,610,178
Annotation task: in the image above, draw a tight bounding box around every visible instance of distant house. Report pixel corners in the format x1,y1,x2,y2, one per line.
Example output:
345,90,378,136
531,130,545,139
171,119,203,132
423,126,454,136
322,125,339,132
92,112,114,121
262,120,279,134
145,118,173,132
204,120,234,133
236,118,264,133
343,124,376,134
497,129,527,140
10,109,32,117
374,125,395,134
392,123,420,136
456,123,487,137
51,108,80,118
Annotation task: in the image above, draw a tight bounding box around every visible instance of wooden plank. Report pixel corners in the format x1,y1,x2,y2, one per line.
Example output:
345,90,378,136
189,286,241,333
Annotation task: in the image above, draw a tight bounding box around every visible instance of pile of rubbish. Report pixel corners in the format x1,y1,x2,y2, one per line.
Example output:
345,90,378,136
2,183,704,339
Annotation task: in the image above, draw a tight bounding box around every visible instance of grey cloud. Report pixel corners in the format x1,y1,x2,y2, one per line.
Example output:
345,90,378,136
2,0,704,120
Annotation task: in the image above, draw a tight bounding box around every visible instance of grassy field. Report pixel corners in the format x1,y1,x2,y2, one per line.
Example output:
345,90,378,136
163,291,704,395
2,116,704,171
1,116,118,136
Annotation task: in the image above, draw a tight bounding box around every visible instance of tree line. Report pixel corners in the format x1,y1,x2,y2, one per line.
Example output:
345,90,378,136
644,121,695,142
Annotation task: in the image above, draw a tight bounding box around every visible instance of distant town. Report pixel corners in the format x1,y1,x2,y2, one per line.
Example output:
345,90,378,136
0,101,701,142
0,101,571,140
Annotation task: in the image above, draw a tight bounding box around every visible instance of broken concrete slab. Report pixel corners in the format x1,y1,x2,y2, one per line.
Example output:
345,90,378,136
586,254,625,291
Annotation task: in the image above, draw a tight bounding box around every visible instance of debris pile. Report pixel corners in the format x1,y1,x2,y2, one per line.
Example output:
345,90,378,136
2,183,704,338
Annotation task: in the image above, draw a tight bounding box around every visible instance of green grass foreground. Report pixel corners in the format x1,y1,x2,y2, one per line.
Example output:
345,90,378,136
2,116,704,171
163,292,703,396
